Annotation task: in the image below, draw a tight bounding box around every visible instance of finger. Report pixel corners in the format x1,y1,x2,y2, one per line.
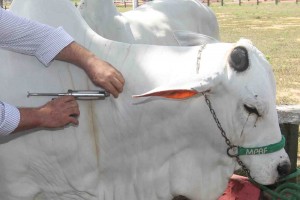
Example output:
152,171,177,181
65,100,79,109
69,106,80,123
68,107,80,117
53,96,74,104
101,81,119,98
68,116,79,126
61,95,76,102
111,77,124,93
115,70,125,85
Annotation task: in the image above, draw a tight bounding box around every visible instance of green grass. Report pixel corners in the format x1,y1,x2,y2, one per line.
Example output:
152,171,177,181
210,3,300,105
116,6,133,13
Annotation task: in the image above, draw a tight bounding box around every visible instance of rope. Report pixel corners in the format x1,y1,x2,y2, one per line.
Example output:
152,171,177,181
250,168,300,200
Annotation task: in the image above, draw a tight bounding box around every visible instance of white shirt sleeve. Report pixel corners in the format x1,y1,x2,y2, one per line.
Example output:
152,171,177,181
0,8,74,66
0,8,75,135
0,102,20,136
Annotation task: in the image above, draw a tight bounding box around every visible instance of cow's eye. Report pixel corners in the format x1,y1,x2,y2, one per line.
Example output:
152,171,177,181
244,104,260,116
229,47,249,72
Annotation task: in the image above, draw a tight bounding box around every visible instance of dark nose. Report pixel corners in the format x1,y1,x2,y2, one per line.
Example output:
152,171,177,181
277,161,291,178
172,196,190,200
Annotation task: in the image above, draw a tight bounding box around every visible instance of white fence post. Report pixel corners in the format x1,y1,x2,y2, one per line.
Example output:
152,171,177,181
132,0,138,9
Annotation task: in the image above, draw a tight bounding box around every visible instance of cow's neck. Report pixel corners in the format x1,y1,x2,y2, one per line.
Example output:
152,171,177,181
87,41,238,198
92,81,237,199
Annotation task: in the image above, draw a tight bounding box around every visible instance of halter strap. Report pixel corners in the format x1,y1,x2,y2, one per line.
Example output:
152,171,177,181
227,135,286,157
238,135,286,156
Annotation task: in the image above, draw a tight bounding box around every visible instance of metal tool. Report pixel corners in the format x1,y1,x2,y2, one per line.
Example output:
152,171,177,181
27,89,110,100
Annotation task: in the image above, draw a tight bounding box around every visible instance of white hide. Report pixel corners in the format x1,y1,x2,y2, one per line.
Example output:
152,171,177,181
78,0,219,45
0,0,289,200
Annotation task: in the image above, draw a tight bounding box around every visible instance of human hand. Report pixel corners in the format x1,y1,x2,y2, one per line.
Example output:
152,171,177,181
55,42,125,98
15,96,80,134
38,96,80,128
84,57,125,98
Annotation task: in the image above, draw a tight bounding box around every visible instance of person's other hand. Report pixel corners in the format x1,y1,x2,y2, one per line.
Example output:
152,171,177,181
38,96,80,128
55,42,125,98
84,57,125,98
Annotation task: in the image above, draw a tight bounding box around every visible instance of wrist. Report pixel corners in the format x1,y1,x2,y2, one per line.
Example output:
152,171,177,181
13,107,43,133
58,42,100,71
81,53,98,72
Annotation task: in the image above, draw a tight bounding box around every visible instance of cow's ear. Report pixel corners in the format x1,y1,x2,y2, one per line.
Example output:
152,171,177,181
133,89,199,99
173,31,219,46
133,74,221,99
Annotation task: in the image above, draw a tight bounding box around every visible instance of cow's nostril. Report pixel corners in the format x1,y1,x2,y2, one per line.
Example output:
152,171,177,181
277,162,291,178
172,195,191,200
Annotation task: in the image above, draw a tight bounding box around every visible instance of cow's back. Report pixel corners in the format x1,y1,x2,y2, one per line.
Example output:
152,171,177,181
123,0,220,44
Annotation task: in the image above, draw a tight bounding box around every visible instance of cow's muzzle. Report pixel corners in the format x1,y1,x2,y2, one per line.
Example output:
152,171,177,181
277,161,291,180
172,195,190,200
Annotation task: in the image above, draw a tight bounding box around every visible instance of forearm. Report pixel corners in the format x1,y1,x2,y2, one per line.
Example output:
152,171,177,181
0,97,80,135
54,41,97,73
0,7,124,98
13,97,79,134
55,41,125,97
0,103,42,135
13,108,42,133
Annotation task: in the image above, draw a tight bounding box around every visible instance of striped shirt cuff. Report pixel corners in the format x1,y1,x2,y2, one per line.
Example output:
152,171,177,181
35,27,74,66
0,102,20,136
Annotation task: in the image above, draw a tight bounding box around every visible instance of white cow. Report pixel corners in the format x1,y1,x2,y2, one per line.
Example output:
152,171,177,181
78,0,220,45
0,0,290,200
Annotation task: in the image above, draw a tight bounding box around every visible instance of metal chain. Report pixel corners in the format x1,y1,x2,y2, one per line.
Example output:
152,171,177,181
202,93,234,148
236,156,252,178
202,92,254,180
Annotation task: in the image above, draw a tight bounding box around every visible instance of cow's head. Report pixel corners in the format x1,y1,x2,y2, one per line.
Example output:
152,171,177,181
134,39,290,185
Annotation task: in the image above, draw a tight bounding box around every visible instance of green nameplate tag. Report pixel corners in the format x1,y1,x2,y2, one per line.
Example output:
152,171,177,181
238,135,286,156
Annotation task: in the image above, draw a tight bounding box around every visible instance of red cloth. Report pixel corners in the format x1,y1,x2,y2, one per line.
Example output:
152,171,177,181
218,175,261,200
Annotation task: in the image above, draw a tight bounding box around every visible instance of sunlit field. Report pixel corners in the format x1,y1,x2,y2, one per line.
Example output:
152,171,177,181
211,3,300,105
